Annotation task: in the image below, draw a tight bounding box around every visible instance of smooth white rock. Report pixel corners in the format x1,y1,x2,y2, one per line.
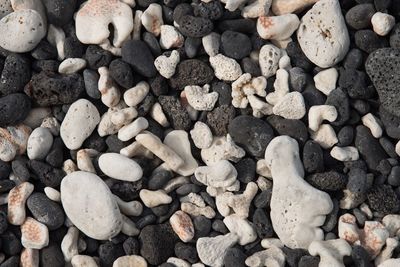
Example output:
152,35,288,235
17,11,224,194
44,187,61,202
257,14,300,40
141,3,163,36
113,255,147,267
61,226,79,262
371,12,395,36
0,9,46,53
378,258,400,267
190,122,213,149
297,0,350,68
115,195,143,217
98,66,121,108
59,58,87,74
61,171,123,240
47,24,65,60
362,113,383,138
382,214,400,237
201,135,245,166
170,210,195,243
27,127,53,160
167,258,190,267
118,117,149,141
242,0,271,18
245,247,285,267
98,153,143,182
309,239,352,267
330,146,359,161
308,105,338,131
60,99,100,150
71,255,99,267
40,117,60,136
310,124,338,149
314,68,338,95
0,125,31,162
259,44,282,78
223,215,257,245
20,248,39,267
375,237,399,266
196,233,238,267
124,82,150,107
184,85,218,111
265,136,333,249
139,189,172,208
150,103,169,127
21,217,49,249
209,54,242,81
195,160,237,188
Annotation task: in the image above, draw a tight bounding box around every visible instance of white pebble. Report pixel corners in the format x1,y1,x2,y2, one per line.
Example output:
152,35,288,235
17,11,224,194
272,92,306,119
266,69,289,105
314,68,338,96
223,215,257,245
0,125,31,162
77,148,98,173
60,99,100,150
308,105,338,131
124,81,150,107
21,217,49,249
382,214,400,237
98,153,143,182
181,202,216,219
63,159,78,175
242,0,271,18
141,3,163,36
259,44,282,78
202,32,220,57
195,160,237,189
40,117,60,136
257,14,300,40
7,182,34,225
232,73,267,109
131,10,143,41
330,146,359,161
310,124,338,149
139,189,172,208
308,239,352,267
20,248,39,267
23,107,52,129
371,12,396,36
379,259,400,267
114,195,143,217
170,210,195,242
27,127,53,160
47,24,66,60
209,54,242,81
221,0,247,11
272,0,319,15
150,103,169,127
154,50,180,79
113,255,147,267
71,255,99,267
44,187,61,202
121,214,140,236
375,237,399,266
59,58,87,74
120,141,153,159
98,66,121,108
61,226,79,262
190,122,213,149
167,258,190,267
184,84,218,111
245,247,285,267
362,113,383,138
159,25,184,49
118,117,149,141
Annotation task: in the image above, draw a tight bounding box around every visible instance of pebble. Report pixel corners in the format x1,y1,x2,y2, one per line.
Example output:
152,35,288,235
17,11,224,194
154,50,180,79
259,44,281,78
390,23,400,48
0,54,31,96
265,136,333,249
44,186,61,202
159,95,191,131
190,122,213,149
169,59,214,89
0,9,46,53
27,71,85,106
308,239,352,267
314,68,338,96
361,113,383,138
229,115,274,157
159,25,184,49
371,12,395,36
355,29,388,53
60,171,123,240
58,58,87,74
197,233,238,267
21,217,49,250
42,0,76,26
142,3,163,36
27,127,53,160
345,4,375,30
245,246,286,267
0,0,12,19
60,99,100,150
325,88,350,126
206,104,236,136
220,31,251,60
76,0,133,48
113,255,147,267
71,255,98,267
118,117,148,141
98,153,143,182
122,40,156,78
83,69,101,99
306,171,347,192
0,93,31,127
297,0,350,68
179,15,213,38
109,59,134,89
7,182,34,225
209,54,242,81
271,0,318,15
308,105,338,132
257,14,300,40
272,92,306,120
223,215,257,245
330,146,359,161
170,210,194,242
184,85,218,111
367,185,400,215
27,192,64,230
202,32,220,57
20,248,39,267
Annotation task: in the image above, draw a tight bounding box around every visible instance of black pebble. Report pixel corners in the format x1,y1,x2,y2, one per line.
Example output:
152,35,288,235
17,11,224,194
150,75,169,96
0,211,7,234
193,216,211,238
283,248,308,267
224,247,247,267
298,255,320,267
122,40,157,78
286,42,313,71
111,181,141,201
98,241,125,267
12,159,30,182
337,126,354,147
345,4,375,29
42,0,77,26
32,60,60,73
221,30,252,60
123,237,139,255
379,106,400,139
0,256,20,267
185,37,202,58
40,242,65,267
0,160,11,180
289,67,307,92
85,45,113,70
169,59,214,89
217,19,256,34
241,57,262,77
343,48,364,70
252,208,274,238
355,30,388,53
325,88,350,126
207,104,236,136
64,36,85,59
254,189,272,209
0,93,31,127
306,171,347,191
27,193,65,230
175,242,198,263
388,166,400,186
158,95,191,131
143,32,162,56
339,68,372,99
1,231,21,255
28,160,64,187
109,59,135,89
179,15,214,37
83,69,101,99
46,137,64,168
303,140,324,173
367,185,400,215
351,245,373,267
0,180,15,193
31,41,58,60
390,23,400,48
235,158,256,183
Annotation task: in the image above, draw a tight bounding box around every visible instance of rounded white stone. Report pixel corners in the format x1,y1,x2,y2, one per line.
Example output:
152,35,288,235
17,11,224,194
190,122,213,149
59,58,87,74
60,99,100,150
257,14,300,40
27,127,53,160
61,171,123,240
371,12,395,36
98,153,143,182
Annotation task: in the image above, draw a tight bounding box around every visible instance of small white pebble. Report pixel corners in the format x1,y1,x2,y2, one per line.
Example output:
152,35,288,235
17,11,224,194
139,189,172,208
190,122,213,149
209,54,242,81
330,146,359,161
371,12,396,36
308,105,338,132
123,81,150,107
362,113,383,138
118,117,149,141
44,187,61,202
202,32,220,57
184,84,218,111
150,102,169,127
141,3,163,36
58,58,87,74
159,25,184,49
310,124,338,149
314,68,338,96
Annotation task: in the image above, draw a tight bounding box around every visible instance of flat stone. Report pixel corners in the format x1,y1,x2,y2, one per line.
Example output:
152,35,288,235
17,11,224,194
98,153,143,182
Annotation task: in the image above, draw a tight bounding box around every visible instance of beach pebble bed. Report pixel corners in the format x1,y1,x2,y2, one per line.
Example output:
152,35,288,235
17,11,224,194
1,0,400,266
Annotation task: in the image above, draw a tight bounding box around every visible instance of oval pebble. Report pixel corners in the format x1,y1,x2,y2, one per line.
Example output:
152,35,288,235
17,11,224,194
27,127,53,160
0,9,46,53
27,193,64,230
98,153,143,182
0,93,31,127
61,171,123,240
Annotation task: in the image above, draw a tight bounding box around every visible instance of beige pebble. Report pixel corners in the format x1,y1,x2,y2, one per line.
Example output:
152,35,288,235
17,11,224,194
8,182,34,225
170,210,195,242
21,217,49,249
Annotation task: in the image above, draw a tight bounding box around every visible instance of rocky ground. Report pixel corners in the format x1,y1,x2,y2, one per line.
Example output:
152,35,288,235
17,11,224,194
0,0,400,266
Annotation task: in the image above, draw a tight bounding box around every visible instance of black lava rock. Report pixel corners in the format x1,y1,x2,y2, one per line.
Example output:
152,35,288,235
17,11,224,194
63,36,85,59
150,75,169,96
0,180,15,193
380,106,400,139
111,181,141,201
286,41,313,71
85,45,113,70
212,81,232,106
122,40,157,78
0,54,31,96
217,19,256,33
306,171,347,191
193,0,223,20
253,208,274,238
31,41,58,60
0,256,20,267
241,57,262,77
283,248,308,267
193,216,212,238
355,126,388,171
343,48,364,70
40,243,64,267
221,31,252,60
267,115,309,144
366,48,400,117
367,185,400,215
207,104,236,136
325,88,350,126
224,247,247,267
390,23,400,48
179,15,214,37
229,115,274,157
337,126,354,147
32,60,60,73
2,231,21,255
235,158,256,183
83,69,101,99
109,59,135,89
42,0,77,26
339,68,372,99
175,242,198,263
345,4,375,29
355,30,388,53
303,140,324,173
169,59,214,89
158,95,191,131
28,160,65,187
123,237,140,255
27,193,65,230
27,71,84,106
46,137,64,168
139,223,179,265
173,3,193,24
98,241,125,267
0,93,31,127
299,255,320,267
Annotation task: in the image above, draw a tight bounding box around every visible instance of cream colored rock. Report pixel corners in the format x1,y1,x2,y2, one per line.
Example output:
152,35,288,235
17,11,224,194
59,58,87,74
21,217,49,249
159,25,184,49
118,117,149,141
167,258,190,267
190,122,213,149
71,255,99,267
330,146,359,162
0,124,31,162
120,141,153,159
382,214,400,237
245,246,285,267
210,54,242,81
197,233,239,267
232,73,267,109
278,54,291,70
184,85,218,111
20,248,39,267
27,127,53,160
202,32,220,57
371,12,395,36
266,69,289,106
7,182,34,225
63,159,78,175
309,239,352,267
297,0,349,68
155,50,180,79
0,9,46,53
261,238,284,249
77,148,98,173
170,210,195,242
110,106,138,128
150,103,169,127
141,3,163,36
139,189,172,208
308,105,338,131
60,99,100,150
242,0,271,18
180,193,206,208
310,124,338,149
44,187,61,202
378,258,400,267
99,153,143,182
272,92,306,119
61,226,79,262
131,10,142,41
314,68,338,96
181,202,216,219
40,117,60,136
76,0,133,47
124,81,150,107
136,132,184,171
164,130,198,176
115,195,143,217
113,255,147,267
195,160,237,189
224,215,257,245
362,113,383,138
259,44,282,78
201,135,245,166
375,237,399,266
265,136,333,249
272,0,319,15
61,171,123,240
257,14,300,40
121,214,140,236
47,24,65,60
98,67,121,108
